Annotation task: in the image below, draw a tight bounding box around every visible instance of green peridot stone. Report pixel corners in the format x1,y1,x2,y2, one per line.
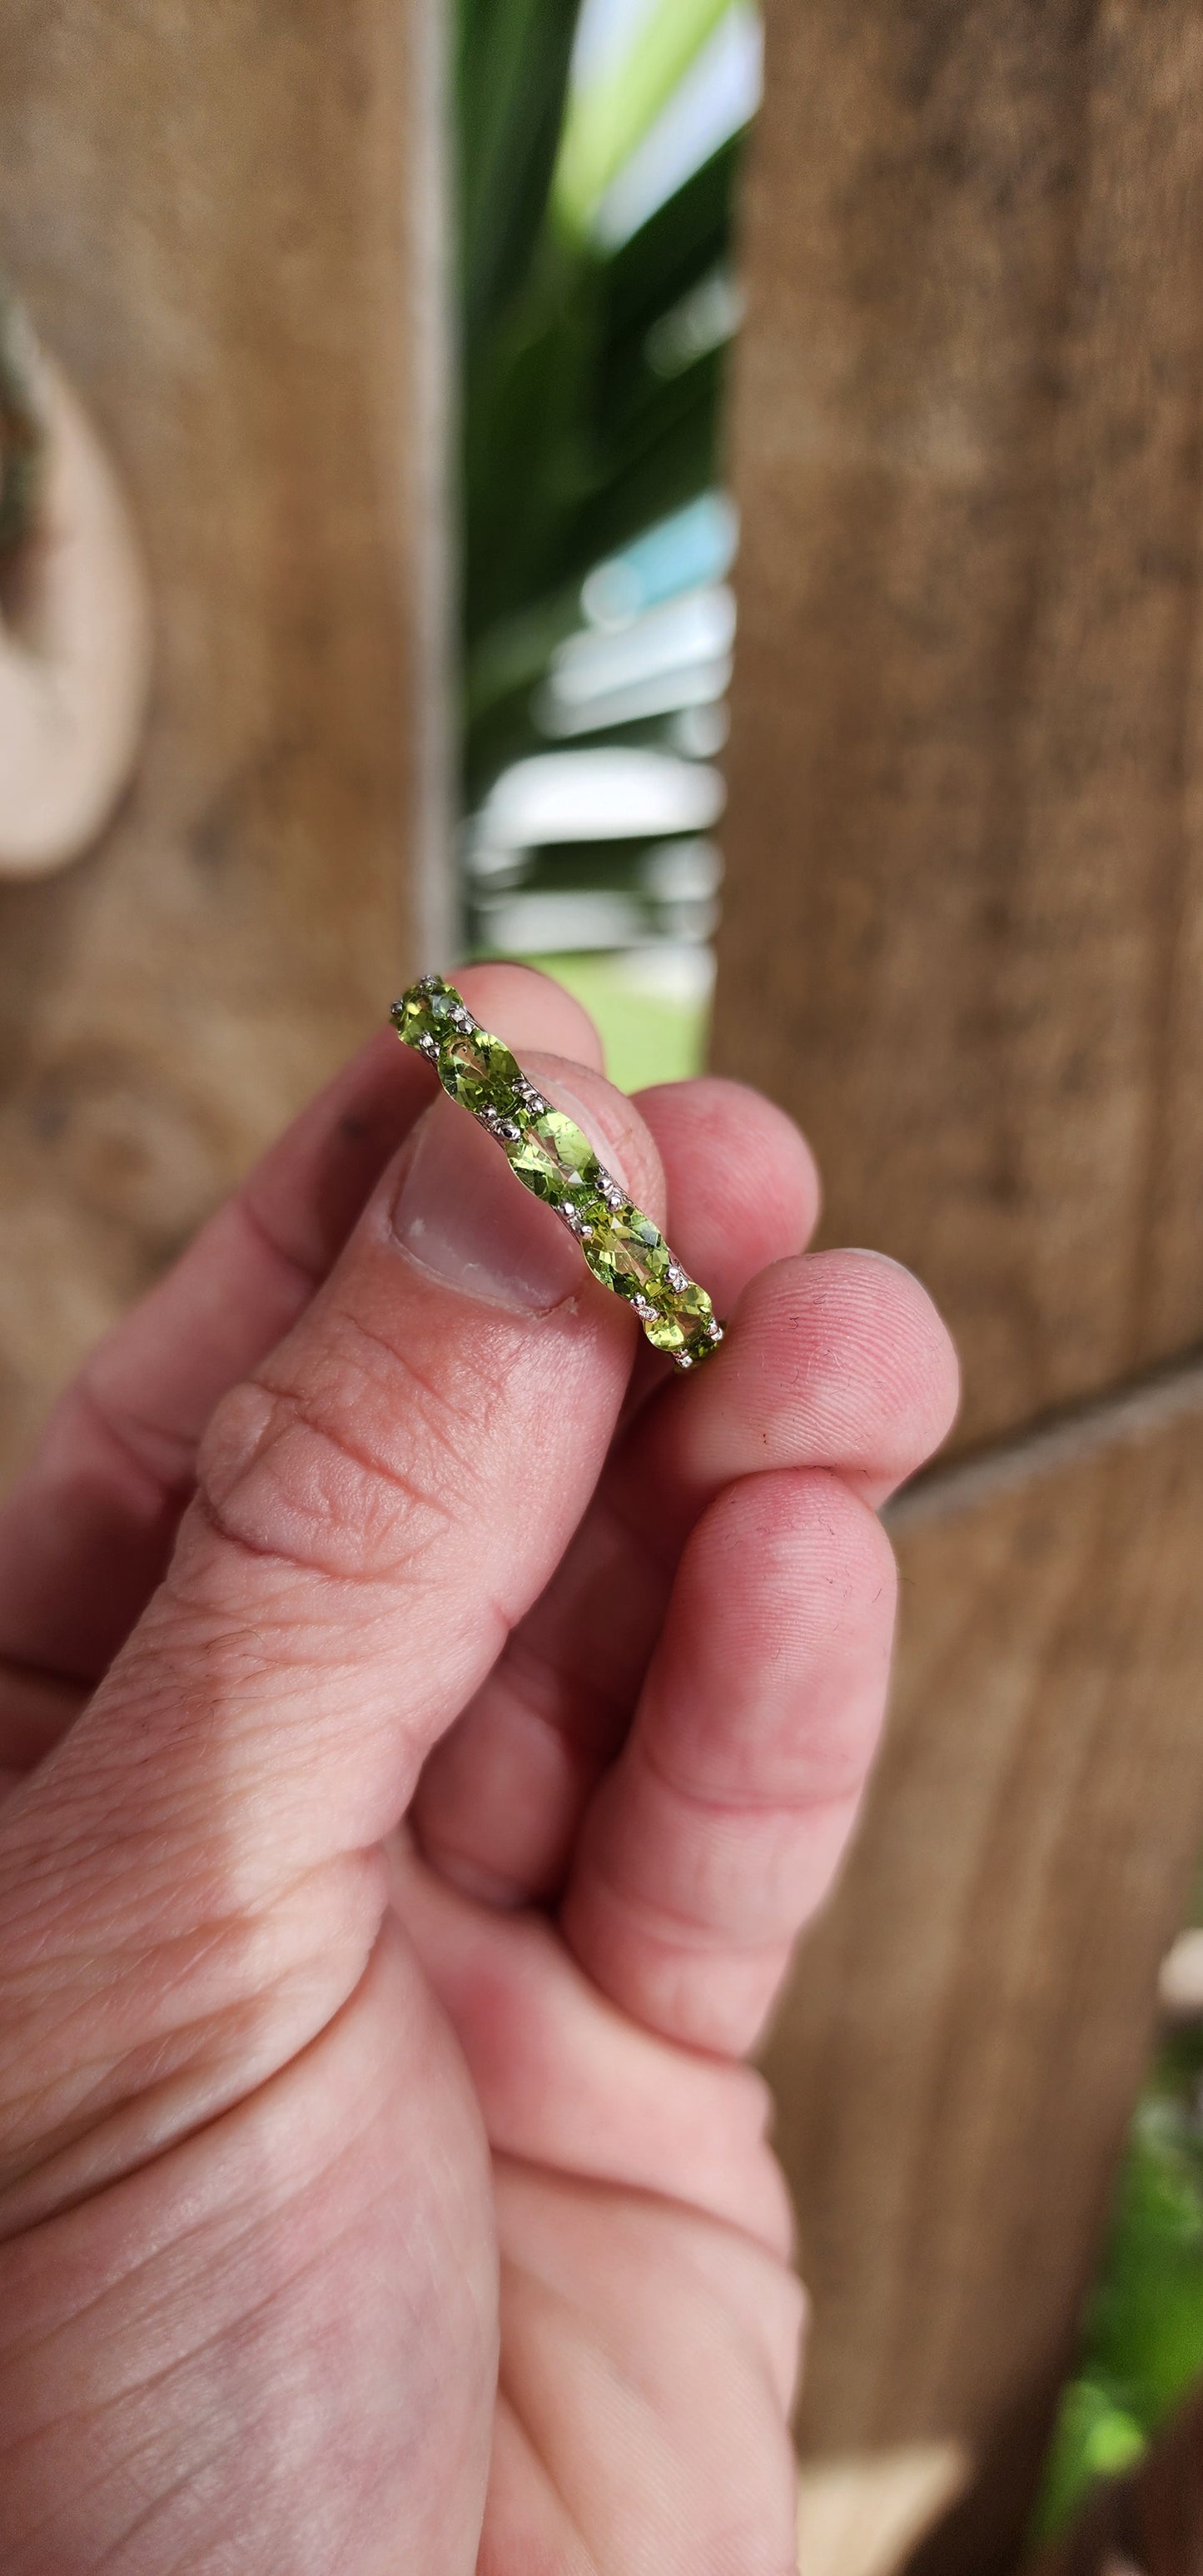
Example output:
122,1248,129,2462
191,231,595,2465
505,1107,602,1205
390,987,440,1049
582,1202,674,1304
438,1024,524,1121
642,1278,719,1359
390,974,724,1370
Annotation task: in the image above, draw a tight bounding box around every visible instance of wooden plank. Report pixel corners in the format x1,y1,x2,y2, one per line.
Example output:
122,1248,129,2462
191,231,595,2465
716,7,1203,2554
761,1415,1203,2574
0,0,450,1480
713,0,1203,1451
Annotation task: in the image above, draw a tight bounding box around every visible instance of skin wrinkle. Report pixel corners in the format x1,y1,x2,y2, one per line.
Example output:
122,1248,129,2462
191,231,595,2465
496,2254,651,2438
0,1658,88,1710
0,1831,385,2181
313,1300,512,1457
8,2166,385,2557
0,2086,375,2380
0,1918,382,2210
229,1178,337,1300
9,2299,271,2531
498,1489,674,1715
497,1622,641,1752
590,1467,688,1585
0,1897,366,2150
497,2148,793,2276
490,2399,605,2576
0,1914,397,2245
55,1379,190,1517
206,1362,462,1549
2,1848,349,1990
189,1468,452,1594
0,986,959,2571
493,2216,793,2576
573,1836,797,1973
416,1701,600,1907
633,1710,871,1829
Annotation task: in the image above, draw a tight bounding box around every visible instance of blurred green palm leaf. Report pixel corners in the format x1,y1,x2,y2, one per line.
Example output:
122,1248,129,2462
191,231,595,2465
458,0,748,797
552,0,734,232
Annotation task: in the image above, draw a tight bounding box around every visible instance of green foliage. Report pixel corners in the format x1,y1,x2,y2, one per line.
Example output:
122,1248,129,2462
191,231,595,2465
553,0,734,232
458,0,746,797
0,280,42,564
1033,2025,1203,2539
459,0,584,356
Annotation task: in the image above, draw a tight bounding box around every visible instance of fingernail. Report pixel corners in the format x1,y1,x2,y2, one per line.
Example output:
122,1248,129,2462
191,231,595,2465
390,1093,583,1314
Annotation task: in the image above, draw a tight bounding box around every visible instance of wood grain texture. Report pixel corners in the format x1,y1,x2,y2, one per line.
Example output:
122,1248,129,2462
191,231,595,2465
713,0,1203,1450
763,1415,1203,2573
0,0,450,1481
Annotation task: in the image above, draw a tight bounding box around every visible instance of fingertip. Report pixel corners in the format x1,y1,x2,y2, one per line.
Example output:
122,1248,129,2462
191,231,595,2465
690,1462,898,1664
634,1075,821,1315
730,1248,960,1498
818,1249,961,1476
454,962,606,1075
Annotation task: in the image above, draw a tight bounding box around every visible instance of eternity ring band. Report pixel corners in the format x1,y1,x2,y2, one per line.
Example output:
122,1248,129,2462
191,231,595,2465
390,974,724,1370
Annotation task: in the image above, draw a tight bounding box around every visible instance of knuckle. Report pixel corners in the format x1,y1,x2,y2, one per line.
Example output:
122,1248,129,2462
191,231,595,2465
194,1331,462,1584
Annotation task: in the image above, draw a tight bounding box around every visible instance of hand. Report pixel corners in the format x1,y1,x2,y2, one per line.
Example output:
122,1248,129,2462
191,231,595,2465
0,966,957,2575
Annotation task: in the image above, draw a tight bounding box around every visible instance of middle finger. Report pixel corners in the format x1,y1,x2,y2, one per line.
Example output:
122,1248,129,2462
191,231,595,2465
413,1104,957,1909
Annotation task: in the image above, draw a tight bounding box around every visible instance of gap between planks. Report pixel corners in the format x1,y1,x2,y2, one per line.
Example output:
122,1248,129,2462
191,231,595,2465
885,1345,1203,1535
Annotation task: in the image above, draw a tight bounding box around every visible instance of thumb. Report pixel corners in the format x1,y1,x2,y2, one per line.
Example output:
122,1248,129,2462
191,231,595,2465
0,1037,664,2225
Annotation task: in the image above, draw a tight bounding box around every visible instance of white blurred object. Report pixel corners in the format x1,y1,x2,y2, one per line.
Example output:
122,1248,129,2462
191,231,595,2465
537,655,732,737
569,0,659,89
549,583,733,703
671,700,728,754
0,336,151,878
796,2442,971,2576
619,940,715,1002
644,266,745,377
479,748,724,848
1159,1927,1203,2019
640,835,723,899
537,583,734,737
475,890,651,953
594,2,763,246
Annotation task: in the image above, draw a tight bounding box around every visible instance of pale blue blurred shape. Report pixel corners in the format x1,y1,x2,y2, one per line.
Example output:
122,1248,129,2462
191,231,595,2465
582,493,738,628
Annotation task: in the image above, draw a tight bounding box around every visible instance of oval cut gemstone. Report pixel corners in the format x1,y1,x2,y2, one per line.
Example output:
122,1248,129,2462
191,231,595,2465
390,988,440,1049
438,1025,524,1119
505,1108,601,1204
642,1279,719,1358
391,973,723,1368
583,1203,674,1303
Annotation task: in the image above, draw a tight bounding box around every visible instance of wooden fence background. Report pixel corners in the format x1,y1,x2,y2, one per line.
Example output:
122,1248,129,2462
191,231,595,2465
0,0,450,1485
6,5,1203,2570
713,5,1203,2566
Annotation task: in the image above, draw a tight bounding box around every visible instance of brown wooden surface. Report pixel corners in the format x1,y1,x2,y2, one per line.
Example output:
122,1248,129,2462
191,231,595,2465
0,0,450,1483
713,0,1203,1454
763,1419,1203,2575
714,6,1203,2560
